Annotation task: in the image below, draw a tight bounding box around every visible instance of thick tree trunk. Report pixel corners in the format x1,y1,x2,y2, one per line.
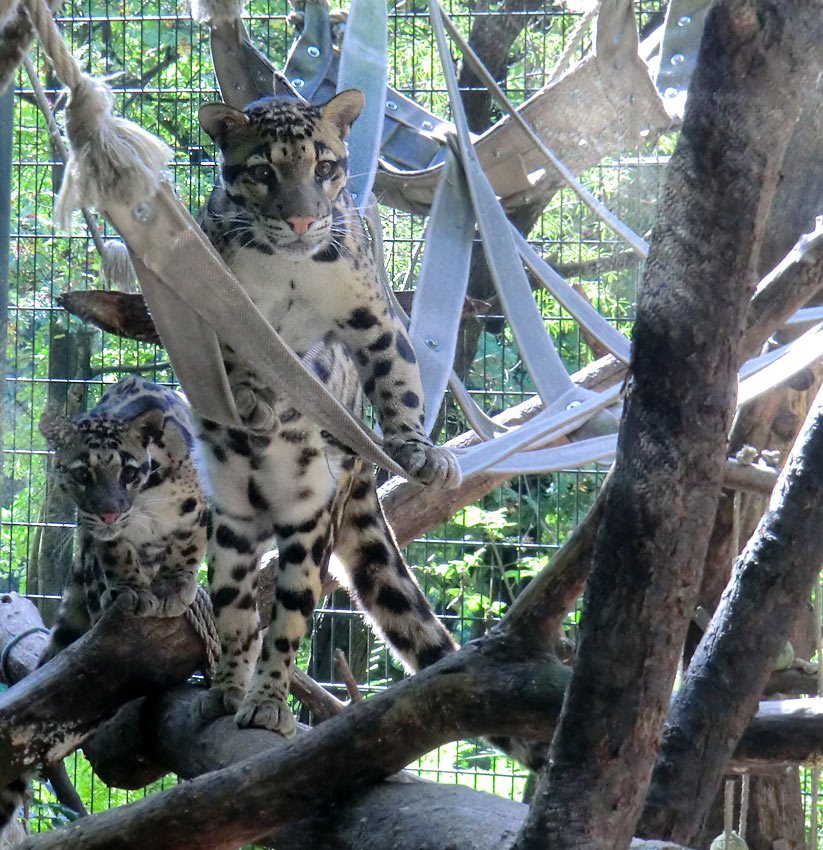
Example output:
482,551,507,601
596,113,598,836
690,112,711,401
639,382,823,843
511,3,821,849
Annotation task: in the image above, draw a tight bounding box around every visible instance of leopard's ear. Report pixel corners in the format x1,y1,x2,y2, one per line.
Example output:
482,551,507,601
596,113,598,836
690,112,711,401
199,102,250,148
320,89,364,139
125,408,165,449
39,407,77,450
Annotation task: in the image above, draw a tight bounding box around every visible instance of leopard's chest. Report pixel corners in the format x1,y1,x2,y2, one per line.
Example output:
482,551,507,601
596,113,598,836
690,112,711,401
222,243,374,356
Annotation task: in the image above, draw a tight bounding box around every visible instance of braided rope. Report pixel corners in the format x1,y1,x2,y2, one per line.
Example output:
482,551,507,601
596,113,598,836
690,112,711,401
23,0,81,88
22,0,171,229
185,586,221,680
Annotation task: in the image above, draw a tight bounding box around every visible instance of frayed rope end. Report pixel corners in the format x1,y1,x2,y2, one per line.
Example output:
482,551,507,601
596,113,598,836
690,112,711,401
189,0,245,25
100,239,138,292
54,75,172,231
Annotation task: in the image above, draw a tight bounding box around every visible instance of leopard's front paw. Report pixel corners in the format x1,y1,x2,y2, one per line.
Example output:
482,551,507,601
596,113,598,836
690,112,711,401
152,578,198,618
232,384,278,433
384,437,462,488
101,585,161,617
235,693,297,739
194,684,245,723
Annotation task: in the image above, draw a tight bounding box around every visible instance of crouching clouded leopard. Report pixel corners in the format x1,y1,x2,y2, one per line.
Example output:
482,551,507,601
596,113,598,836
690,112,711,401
195,89,460,736
0,376,209,835
38,375,208,661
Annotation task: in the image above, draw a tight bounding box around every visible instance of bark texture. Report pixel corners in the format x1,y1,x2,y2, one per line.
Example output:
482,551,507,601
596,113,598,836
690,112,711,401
639,382,823,843
511,3,819,849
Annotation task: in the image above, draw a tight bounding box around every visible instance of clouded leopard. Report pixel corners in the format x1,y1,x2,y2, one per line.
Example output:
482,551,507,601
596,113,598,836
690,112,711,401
0,377,209,836
38,375,207,659
196,89,459,736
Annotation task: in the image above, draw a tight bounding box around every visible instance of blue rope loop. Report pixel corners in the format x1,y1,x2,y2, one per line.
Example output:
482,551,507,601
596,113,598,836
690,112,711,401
1,626,50,685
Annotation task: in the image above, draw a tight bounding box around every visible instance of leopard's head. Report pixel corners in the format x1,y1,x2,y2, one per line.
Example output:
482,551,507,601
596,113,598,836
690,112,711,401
39,406,165,541
200,90,364,258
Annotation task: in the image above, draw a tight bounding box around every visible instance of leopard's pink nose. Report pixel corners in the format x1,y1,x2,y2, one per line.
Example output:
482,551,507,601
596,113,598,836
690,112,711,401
287,216,315,235
101,512,119,525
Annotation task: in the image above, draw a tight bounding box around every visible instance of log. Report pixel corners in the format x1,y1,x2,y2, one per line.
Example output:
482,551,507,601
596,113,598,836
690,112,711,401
0,592,48,685
0,600,205,779
5,584,823,850
83,687,687,850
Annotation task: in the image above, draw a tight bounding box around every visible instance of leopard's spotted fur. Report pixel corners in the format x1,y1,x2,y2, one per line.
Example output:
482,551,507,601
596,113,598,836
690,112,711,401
38,375,208,660
196,90,458,736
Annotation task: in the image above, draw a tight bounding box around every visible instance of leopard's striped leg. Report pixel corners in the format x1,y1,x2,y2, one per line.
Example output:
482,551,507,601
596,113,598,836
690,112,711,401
235,505,333,737
235,427,341,736
337,310,460,487
334,466,456,671
150,528,205,618
201,506,269,718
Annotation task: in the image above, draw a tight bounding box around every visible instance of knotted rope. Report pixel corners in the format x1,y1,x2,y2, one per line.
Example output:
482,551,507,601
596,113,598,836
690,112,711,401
185,586,221,680
21,0,171,228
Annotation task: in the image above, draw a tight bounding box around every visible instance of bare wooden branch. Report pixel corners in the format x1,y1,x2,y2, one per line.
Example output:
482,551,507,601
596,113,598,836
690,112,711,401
511,4,823,849
0,602,205,782
57,291,161,344
334,649,362,702
0,593,49,686
500,471,609,648
639,382,823,843
12,633,566,850
744,216,823,358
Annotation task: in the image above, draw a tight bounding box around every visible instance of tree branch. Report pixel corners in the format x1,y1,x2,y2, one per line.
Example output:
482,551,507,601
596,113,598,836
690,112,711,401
511,3,823,849
639,381,823,843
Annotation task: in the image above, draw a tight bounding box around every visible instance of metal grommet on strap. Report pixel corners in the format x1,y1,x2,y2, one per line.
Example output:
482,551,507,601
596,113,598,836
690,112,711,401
1,626,50,685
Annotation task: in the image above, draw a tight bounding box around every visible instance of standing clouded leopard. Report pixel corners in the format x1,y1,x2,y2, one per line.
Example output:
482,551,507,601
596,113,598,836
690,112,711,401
196,89,459,736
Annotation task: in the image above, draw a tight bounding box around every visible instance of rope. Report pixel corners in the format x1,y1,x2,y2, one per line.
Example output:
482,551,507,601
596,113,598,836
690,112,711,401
185,586,220,680
23,0,81,89
23,54,138,291
22,0,171,228
0,626,49,684
738,773,749,843
723,779,734,849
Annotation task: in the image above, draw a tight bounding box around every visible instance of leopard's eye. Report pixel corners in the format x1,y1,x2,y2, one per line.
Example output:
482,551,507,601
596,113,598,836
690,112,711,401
120,465,140,485
250,163,275,182
71,467,91,485
315,160,335,180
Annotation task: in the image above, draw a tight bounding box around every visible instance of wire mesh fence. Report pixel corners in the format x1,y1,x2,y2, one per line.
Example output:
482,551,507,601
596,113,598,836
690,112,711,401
2,0,672,832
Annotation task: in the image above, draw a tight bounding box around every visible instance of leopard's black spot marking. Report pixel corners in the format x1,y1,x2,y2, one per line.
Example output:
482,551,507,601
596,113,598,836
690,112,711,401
373,359,392,379
231,563,250,581
376,585,413,614
280,542,307,565
350,480,370,500
417,641,452,668
396,335,417,363
401,391,420,409
311,536,326,566
276,586,315,618
226,428,252,456
368,331,393,352
247,476,270,511
348,307,378,330
212,585,240,613
353,512,377,530
215,524,252,554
